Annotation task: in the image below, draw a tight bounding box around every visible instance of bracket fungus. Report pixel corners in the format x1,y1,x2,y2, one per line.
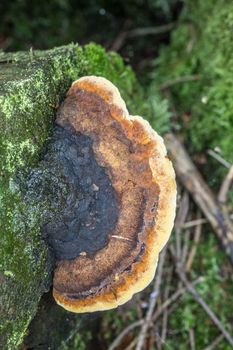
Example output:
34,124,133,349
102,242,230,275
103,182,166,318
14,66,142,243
48,76,176,313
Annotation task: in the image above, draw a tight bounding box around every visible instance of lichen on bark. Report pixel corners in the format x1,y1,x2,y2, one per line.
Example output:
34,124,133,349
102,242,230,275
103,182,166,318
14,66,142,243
0,43,146,349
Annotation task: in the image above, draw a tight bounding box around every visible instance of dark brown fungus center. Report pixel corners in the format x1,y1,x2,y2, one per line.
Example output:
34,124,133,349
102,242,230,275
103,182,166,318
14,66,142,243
25,124,119,261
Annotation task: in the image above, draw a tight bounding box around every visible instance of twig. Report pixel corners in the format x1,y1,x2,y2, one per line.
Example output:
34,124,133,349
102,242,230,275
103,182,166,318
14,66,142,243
161,300,169,345
108,278,203,350
201,334,224,350
186,212,202,272
127,23,175,38
189,328,196,350
136,295,143,320
161,268,172,342
125,337,138,350
110,23,174,51
160,75,201,90
175,191,189,288
175,191,189,259
152,277,203,321
108,320,143,350
135,248,167,350
165,133,233,265
182,229,191,265
148,329,155,350
58,318,83,349
207,149,231,169
175,192,190,230
218,165,233,204
186,23,197,53
181,218,207,229
110,20,131,51
176,263,233,347
154,325,162,350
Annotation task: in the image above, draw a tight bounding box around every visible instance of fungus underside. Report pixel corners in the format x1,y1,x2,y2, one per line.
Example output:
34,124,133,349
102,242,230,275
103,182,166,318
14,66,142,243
24,124,119,261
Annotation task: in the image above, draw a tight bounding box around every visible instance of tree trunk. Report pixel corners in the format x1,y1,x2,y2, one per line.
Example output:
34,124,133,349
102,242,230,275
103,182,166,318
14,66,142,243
0,43,144,349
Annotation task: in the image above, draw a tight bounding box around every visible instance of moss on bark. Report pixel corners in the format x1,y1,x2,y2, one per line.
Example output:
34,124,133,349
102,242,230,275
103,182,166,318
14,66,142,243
0,43,146,349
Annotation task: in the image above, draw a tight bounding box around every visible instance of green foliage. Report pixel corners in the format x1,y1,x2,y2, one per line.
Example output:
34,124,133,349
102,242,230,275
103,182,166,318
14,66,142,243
147,85,172,134
60,330,92,350
101,302,140,343
0,0,178,51
167,234,233,349
153,0,233,163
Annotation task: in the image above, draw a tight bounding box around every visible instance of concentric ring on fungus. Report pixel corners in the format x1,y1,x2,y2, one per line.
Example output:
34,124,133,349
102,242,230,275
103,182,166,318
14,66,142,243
52,76,176,313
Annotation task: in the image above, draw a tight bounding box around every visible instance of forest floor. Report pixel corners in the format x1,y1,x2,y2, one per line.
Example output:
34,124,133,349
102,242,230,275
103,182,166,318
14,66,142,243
1,1,233,349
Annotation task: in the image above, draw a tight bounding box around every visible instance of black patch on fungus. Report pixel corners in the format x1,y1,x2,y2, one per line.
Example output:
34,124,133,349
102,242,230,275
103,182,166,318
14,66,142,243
25,125,119,261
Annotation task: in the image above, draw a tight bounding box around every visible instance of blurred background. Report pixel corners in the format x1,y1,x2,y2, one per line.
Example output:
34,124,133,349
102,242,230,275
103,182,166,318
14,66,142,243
1,0,233,349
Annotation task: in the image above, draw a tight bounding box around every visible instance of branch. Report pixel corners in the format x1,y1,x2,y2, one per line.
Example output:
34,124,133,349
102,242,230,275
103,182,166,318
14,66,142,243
160,75,201,90
164,133,233,265
152,277,203,321
207,149,231,169
127,23,175,38
110,23,175,51
218,165,233,204
201,334,224,350
108,320,143,350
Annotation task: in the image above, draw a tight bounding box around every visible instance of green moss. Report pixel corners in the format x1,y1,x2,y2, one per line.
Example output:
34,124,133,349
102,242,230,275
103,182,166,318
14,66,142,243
153,0,233,164
60,330,92,350
146,85,172,134
167,234,233,349
0,43,146,349
101,303,140,345
81,43,145,116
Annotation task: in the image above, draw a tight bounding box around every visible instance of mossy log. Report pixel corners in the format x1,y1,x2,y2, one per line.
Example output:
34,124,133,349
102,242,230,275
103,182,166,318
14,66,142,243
0,43,146,349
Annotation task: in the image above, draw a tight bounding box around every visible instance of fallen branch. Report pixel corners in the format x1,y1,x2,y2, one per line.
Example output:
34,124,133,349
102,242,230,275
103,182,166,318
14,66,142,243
218,165,233,204
164,133,233,265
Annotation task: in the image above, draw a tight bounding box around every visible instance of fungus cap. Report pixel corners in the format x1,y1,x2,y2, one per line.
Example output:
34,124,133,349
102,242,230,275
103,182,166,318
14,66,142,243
52,76,176,313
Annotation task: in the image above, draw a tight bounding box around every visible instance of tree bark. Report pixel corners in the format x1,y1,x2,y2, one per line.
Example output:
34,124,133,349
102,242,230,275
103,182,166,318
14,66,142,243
0,44,143,349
